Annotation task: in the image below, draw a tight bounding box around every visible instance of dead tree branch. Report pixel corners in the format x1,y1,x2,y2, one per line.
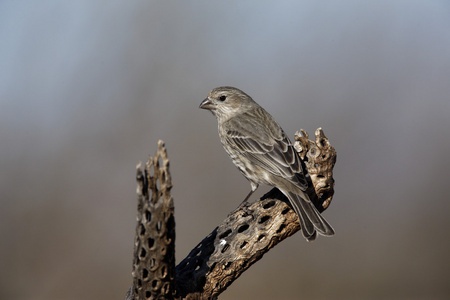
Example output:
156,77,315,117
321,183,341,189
126,128,336,300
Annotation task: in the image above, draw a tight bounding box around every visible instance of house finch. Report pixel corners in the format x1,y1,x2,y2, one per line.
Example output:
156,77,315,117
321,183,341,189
199,86,334,241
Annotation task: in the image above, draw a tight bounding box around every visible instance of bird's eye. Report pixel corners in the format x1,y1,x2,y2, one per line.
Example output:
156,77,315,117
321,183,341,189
219,95,227,101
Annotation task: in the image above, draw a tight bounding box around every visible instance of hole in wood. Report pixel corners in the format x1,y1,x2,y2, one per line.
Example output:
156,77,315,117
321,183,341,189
258,234,265,242
139,224,146,236
210,262,217,271
145,210,152,222
237,224,249,233
191,248,202,257
221,244,229,253
276,223,286,234
148,237,154,249
263,201,275,209
224,261,232,269
219,229,232,239
140,247,147,258
259,215,271,223
190,248,200,258
142,268,149,279
152,279,158,288
162,282,170,295
145,291,151,299
240,241,248,249
281,207,290,215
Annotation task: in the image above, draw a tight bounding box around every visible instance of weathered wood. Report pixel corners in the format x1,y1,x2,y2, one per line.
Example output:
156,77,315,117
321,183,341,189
128,141,176,300
294,128,336,211
126,129,336,300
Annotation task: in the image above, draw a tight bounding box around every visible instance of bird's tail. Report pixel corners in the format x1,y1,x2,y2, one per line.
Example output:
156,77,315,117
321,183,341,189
284,190,335,241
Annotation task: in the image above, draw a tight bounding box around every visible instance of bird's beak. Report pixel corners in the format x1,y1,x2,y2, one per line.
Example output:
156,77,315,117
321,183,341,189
199,98,215,110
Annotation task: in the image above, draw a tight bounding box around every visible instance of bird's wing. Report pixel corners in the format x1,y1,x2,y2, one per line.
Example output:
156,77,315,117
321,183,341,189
223,109,309,191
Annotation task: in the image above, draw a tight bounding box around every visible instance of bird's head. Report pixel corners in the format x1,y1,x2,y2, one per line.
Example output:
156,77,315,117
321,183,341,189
200,86,255,121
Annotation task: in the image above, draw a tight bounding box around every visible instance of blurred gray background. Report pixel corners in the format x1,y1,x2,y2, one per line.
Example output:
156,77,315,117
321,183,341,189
1,1,450,299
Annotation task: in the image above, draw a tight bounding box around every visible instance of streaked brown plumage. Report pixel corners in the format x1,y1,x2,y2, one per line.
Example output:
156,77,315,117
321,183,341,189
199,86,334,241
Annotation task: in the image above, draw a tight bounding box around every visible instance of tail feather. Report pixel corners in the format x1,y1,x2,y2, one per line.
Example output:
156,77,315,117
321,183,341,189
292,197,316,240
284,190,335,241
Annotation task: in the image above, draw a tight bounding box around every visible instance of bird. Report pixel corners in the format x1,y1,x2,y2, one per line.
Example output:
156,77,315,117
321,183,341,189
199,86,334,241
